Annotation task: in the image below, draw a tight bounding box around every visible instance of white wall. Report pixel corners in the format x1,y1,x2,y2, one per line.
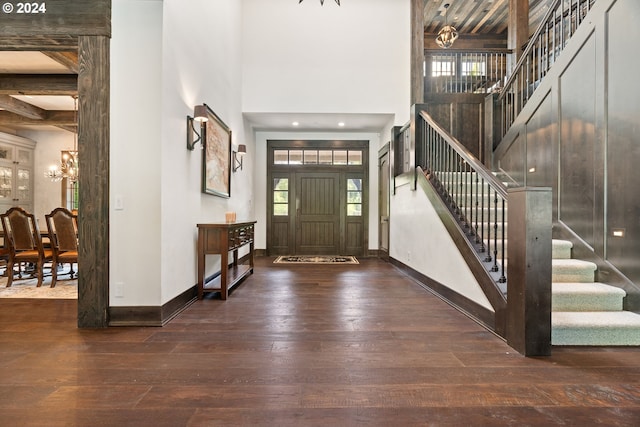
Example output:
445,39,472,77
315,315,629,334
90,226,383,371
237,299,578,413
159,0,248,303
110,0,249,307
110,0,163,306
242,0,410,119
243,0,410,251
390,182,493,311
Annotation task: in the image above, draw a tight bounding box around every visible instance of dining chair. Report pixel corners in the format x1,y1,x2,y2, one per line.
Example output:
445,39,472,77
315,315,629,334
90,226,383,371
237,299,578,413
45,207,79,288
0,207,53,287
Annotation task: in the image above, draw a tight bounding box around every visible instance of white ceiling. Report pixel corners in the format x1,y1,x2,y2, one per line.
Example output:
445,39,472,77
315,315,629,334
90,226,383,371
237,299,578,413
243,112,393,133
0,51,71,74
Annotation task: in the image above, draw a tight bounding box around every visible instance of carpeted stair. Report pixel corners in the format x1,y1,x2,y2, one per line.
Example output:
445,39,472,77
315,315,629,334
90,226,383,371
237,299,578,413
551,239,640,346
435,171,640,346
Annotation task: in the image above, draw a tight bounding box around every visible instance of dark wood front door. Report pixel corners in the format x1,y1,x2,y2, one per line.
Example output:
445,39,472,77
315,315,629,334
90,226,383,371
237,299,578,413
295,172,340,254
267,140,369,257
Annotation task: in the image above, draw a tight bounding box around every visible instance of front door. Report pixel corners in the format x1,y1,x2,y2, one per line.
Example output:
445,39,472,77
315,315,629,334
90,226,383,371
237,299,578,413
295,172,340,254
267,140,368,256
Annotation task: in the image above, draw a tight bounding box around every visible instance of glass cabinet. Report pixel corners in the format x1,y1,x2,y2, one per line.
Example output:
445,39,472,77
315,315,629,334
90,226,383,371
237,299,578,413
0,135,35,214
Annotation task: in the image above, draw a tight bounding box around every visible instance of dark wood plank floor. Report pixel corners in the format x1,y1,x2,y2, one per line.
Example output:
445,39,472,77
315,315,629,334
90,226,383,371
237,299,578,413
1,257,640,426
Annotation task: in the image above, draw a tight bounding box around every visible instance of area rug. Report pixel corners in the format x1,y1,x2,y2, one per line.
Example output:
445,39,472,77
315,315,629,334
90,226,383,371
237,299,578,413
0,266,78,299
274,255,359,264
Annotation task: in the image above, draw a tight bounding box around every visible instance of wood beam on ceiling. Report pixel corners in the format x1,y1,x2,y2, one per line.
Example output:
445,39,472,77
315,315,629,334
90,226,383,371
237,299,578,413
0,35,78,51
41,51,79,74
0,110,76,126
0,74,77,95
0,94,47,120
56,125,77,133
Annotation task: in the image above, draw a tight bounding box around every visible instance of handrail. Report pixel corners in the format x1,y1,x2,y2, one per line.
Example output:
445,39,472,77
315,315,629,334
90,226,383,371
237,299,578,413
420,111,508,199
498,0,560,102
497,0,597,137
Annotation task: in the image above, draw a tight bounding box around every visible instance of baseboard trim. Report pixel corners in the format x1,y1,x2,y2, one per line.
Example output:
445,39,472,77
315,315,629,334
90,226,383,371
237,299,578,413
109,285,197,327
390,257,496,332
109,254,253,326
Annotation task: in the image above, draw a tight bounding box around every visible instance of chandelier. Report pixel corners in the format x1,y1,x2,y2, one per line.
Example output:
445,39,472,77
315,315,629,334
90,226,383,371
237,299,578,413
45,96,79,183
436,3,458,49
298,0,340,5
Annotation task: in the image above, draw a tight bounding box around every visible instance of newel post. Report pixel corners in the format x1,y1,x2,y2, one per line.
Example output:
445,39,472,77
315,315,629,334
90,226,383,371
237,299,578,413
506,187,552,356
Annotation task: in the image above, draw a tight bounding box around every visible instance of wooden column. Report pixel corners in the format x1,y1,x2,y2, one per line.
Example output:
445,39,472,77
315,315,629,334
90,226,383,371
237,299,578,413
506,187,552,356
77,35,110,328
508,0,529,70
410,0,424,105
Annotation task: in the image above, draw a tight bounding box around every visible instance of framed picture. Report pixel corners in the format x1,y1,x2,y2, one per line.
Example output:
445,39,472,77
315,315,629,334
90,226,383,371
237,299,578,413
202,104,231,198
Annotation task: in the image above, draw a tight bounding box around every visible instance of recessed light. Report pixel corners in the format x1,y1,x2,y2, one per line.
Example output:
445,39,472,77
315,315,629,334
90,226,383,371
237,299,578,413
338,122,345,127
292,121,299,126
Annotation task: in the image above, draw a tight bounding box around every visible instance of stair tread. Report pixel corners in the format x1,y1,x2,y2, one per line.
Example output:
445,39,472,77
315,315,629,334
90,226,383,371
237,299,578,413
552,311,640,345
552,239,573,249
552,259,598,271
552,282,626,296
552,311,640,327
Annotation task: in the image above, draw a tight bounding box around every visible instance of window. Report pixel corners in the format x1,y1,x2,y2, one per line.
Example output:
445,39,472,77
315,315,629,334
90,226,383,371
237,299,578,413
461,60,486,76
273,178,289,216
333,150,348,165
274,150,289,165
347,178,362,216
431,57,455,77
304,150,318,164
348,150,363,165
289,150,303,165
318,150,333,165
272,149,363,166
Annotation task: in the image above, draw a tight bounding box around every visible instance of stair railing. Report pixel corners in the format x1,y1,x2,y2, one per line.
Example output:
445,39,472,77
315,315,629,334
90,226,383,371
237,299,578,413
498,0,597,138
414,109,553,356
418,110,509,289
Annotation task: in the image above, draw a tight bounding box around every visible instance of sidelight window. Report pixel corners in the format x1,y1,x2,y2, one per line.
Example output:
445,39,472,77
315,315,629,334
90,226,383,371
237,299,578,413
273,178,289,216
347,178,362,216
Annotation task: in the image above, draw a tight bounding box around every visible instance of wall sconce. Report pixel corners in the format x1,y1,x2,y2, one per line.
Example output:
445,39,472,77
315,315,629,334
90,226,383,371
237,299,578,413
233,144,247,172
186,104,208,150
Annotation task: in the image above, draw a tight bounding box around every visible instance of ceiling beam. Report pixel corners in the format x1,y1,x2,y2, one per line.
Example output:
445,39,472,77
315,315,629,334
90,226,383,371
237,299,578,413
41,51,79,74
56,125,78,133
0,74,77,95
0,94,47,120
0,110,76,126
0,35,78,51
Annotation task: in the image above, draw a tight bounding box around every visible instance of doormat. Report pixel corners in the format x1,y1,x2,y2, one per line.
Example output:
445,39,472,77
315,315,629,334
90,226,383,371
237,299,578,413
274,256,359,264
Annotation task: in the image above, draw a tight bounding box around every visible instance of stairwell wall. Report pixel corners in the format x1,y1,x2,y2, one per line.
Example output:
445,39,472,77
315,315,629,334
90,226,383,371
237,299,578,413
493,0,640,297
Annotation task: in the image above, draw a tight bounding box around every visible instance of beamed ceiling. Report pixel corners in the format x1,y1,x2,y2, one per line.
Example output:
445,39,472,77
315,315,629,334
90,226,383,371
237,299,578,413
0,1,552,133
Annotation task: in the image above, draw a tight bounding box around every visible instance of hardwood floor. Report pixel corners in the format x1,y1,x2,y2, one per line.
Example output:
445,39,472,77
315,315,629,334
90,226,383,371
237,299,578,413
1,257,640,426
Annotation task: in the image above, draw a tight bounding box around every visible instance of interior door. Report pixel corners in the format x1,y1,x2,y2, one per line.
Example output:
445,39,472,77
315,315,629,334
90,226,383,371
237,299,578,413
295,172,340,255
378,145,390,260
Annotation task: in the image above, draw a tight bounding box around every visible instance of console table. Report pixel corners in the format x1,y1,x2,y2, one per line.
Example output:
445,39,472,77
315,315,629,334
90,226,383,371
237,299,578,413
197,221,256,300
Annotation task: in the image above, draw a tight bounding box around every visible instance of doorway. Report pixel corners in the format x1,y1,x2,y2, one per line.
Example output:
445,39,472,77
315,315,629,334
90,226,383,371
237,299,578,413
378,143,390,260
267,140,369,256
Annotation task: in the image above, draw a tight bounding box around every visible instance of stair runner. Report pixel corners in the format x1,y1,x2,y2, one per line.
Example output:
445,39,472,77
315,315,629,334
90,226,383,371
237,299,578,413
551,239,640,346
438,171,640,346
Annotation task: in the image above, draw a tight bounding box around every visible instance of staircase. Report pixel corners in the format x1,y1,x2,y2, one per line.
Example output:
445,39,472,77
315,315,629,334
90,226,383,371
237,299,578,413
435,171,640,347
552,239,640,346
